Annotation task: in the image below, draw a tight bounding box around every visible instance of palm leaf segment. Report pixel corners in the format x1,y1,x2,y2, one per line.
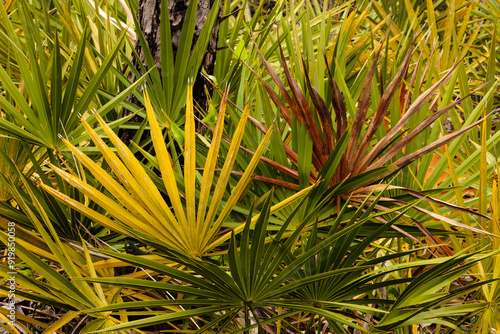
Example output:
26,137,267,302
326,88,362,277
42,85,311,258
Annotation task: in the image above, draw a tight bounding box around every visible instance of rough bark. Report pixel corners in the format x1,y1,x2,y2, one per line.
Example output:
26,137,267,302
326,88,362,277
121,0,220,143
135,0,218,78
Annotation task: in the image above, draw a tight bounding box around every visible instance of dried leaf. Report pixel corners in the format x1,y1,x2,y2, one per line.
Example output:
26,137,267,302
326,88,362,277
352,44,414,175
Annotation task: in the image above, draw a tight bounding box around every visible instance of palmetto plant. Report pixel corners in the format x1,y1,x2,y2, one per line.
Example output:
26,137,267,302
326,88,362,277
0,0,148,240
31,84,497,332
70,190,493,333
251,32,485,189
0,0,144,150
0,179,136,333
41,86,311,258
0,0,499,333
222,33,493,253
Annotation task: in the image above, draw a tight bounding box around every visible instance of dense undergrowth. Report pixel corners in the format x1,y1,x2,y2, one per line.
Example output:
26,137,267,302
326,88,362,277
0,0,499,333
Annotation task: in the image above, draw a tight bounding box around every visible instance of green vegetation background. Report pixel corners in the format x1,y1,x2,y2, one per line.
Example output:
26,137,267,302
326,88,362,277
0,0,499,332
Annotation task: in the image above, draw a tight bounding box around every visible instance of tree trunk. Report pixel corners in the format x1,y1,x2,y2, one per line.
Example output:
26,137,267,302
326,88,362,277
136,0,218,81
121,0,220,143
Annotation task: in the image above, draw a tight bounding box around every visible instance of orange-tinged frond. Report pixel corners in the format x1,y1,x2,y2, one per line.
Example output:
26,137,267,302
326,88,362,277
144,91,187,228
184,82,197,252
92,113,180,234
196,88,229,236
201,104,252,237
